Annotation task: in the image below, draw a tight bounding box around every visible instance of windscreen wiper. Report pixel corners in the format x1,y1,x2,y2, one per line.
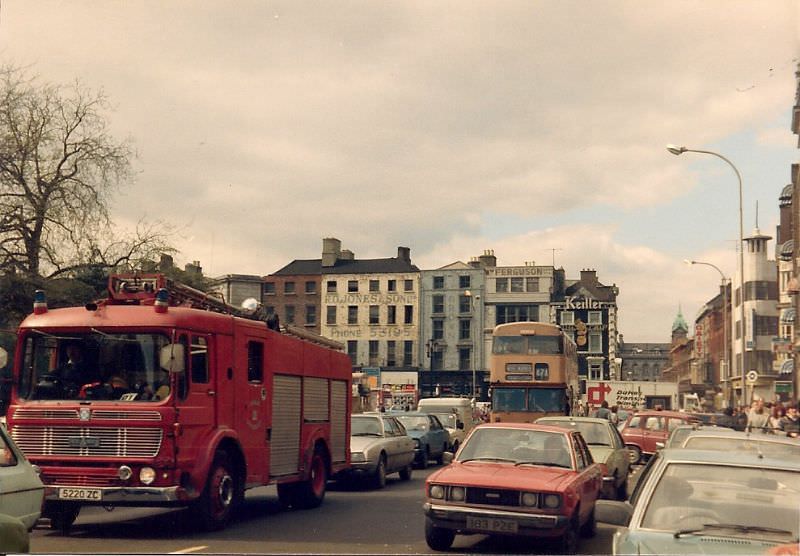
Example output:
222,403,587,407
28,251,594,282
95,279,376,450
675,523,794,538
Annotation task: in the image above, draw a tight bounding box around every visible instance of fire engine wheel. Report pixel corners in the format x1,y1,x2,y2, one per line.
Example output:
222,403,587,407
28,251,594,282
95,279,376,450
195,450,238,531
46,502,81,534
292,447,329,509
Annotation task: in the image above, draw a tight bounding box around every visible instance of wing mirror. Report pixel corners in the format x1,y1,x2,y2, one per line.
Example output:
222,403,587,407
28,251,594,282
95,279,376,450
0,348,7,369
160,344,185,374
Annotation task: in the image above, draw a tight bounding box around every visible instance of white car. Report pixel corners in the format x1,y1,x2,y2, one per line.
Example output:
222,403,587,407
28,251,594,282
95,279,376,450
0,421,44,529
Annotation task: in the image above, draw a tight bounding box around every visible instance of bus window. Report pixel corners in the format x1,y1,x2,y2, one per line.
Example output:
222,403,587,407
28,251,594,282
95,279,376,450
493,337,526,354
493,388,526,411
529,388,564,412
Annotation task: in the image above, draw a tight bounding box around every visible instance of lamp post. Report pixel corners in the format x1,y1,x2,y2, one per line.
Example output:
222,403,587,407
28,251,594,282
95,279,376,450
668,145,747,406
684,259,729,405
464,289,480,400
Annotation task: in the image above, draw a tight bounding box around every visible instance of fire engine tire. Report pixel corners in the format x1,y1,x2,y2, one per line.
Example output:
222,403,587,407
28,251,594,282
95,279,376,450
372,455,387,490
292,447,328,509
399,463,412,481
45,502,80,534
194,450,238,531
425,519,455,551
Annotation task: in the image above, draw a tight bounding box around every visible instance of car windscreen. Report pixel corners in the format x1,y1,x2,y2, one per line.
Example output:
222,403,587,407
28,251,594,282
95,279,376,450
396,415,428,431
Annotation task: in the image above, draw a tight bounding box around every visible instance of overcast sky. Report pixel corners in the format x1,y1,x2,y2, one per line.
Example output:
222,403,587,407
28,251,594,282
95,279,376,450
1,1,798,342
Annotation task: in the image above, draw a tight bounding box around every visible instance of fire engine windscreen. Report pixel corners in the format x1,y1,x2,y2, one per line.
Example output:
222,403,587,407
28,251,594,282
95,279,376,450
20,333,174,401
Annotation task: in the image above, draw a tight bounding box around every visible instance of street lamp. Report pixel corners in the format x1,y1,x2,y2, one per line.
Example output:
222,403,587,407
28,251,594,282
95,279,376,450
668,144,746,406
684,259,729,404
464,289,480,399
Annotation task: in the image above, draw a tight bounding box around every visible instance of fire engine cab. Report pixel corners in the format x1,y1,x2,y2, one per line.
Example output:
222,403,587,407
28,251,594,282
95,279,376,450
5,274,352,532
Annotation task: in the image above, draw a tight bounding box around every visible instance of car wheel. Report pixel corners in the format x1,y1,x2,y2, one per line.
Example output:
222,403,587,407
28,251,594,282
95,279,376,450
46,502,80,535
418,447,429,469
436,443,447,465
425,519,455,551
399,462,413,481
558,512,580,554
626,445,641,464
616,477,628,501
580,506,597,538
372,454,387,489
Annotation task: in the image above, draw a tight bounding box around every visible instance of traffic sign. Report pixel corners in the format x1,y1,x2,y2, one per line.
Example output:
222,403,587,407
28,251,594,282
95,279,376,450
746,370,759,383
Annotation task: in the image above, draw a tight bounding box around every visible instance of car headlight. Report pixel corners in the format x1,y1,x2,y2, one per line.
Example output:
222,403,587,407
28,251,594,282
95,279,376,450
429,485,445,499
521,492,538,507
139,466,156,485
351,452,366,463
543,494,561,509
414,439,421,448
450,486,466,501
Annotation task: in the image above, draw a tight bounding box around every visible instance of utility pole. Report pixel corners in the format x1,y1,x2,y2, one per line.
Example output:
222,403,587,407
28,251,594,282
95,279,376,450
545,248,563,267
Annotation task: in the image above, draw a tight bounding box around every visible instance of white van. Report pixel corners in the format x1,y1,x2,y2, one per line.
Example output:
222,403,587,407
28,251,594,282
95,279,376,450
417,398,477,452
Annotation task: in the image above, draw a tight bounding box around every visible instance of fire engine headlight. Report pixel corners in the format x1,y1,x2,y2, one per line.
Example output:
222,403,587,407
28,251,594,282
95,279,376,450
429,485,445,499
139,467,156,485
118,465,133,481
351,452,366,463
449,486,465,501
543,494,561,509
521,492,538,507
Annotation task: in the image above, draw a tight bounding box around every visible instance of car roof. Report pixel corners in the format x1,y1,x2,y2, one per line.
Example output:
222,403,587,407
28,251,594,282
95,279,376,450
629,410,694,418
657,447,800,470
472,422,573,435
682,428,800,444
537,416,612,425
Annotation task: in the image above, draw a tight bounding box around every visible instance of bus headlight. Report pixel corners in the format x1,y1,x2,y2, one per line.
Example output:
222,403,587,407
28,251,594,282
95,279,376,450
429,485,445,499
450,486,466,501
139,467,156,485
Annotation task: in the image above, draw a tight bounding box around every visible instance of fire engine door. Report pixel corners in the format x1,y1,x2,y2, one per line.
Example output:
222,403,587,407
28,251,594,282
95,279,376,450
175,333,216,470
235,337,270,484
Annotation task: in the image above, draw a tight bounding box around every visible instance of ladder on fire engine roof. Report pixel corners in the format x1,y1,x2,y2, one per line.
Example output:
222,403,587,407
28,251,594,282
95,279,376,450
107,273,345,351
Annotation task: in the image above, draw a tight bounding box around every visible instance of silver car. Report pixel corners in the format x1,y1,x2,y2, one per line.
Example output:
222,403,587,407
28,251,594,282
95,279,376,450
344,413,415,489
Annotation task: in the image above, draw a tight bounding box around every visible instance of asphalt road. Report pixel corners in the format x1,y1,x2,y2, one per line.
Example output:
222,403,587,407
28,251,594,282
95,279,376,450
29,465,638,554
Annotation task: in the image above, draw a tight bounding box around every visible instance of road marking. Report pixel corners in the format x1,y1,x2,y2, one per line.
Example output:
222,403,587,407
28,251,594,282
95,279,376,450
170,546,208,554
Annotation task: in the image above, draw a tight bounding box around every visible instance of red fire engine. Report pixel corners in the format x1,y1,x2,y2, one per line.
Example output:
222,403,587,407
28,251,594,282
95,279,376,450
6,274,352,532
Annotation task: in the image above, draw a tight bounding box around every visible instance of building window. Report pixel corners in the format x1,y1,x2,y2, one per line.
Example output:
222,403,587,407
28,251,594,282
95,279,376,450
459,348,471,371
404,279,413,292
526,278,539,292
305,281,316,294
588,332,602,352
388,279,397,292
496,278,509,293
432,295,444,314
496,305,539,325
347,341,357,366
369,341,379,366
432,319,444,340
264,282,276,295
247,341,264,382
511,278,524,292
348,306,358,325
369,305,379,325
433,276,445,289
404,305,413,324
264,305,275,317
560,311,574,325
403,341,413,366
588,362,602,380
431,348,443,371
305,305,316,325
459,319,471,340
348,280,358,293
387,341,396,367
327,280,337,293
588,311,602,325
459,295,471,313
326,305,336,325
285,305,295,324
284,281,296,294
459,275,471,289
387,305,397,325
369,279,379,292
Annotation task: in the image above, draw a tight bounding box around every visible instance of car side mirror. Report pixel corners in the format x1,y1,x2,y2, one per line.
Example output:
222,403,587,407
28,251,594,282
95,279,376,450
0,348,7,369
160,344,185,374
442,452,454,464
655,441,665,450
595,500,633,527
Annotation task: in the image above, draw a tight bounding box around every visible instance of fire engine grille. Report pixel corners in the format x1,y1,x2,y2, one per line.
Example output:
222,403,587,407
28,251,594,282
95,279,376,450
12,408,162,421
42,472,122,488
10,426,163,457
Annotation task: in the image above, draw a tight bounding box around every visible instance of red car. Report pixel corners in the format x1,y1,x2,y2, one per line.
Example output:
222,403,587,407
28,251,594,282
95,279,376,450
619,410,698,463
423,423,604,554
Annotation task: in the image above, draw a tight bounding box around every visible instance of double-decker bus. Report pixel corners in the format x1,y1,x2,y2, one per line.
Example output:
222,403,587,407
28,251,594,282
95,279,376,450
488,321,578,423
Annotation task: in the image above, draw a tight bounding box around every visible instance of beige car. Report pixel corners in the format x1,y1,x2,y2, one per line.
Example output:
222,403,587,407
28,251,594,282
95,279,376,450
536,416,630,500
343,413,416,489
